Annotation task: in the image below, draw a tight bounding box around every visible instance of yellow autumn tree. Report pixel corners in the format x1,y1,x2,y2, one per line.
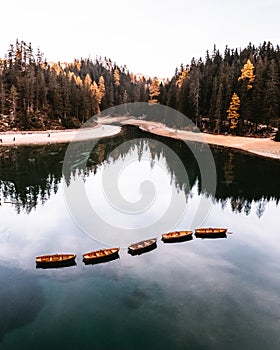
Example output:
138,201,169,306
67,71,75,81
75,76,83,87
176,69,188,88
84,73,92,86
74,59,81,71
227,93,241,130
98,76,106,104
149,77,160,104
90,81,100,113
51,63,62,75
238,59,255,90
113,68,120,87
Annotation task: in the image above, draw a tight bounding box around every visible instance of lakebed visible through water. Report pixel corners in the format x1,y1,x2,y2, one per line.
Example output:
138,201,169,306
0,126,279,350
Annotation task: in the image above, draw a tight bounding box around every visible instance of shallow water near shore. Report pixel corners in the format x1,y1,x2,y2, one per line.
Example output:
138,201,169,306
0,126,280,350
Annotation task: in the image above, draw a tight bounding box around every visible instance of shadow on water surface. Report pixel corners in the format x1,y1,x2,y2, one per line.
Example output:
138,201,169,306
36,261,77,269
195,232,227,239
0,264,45,342
162,235,194,243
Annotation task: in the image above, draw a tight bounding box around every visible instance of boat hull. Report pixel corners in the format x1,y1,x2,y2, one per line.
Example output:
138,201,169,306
195,228,227,239
162,231,193,243
36,254,76,268
128,238,157,255
83,248,120,264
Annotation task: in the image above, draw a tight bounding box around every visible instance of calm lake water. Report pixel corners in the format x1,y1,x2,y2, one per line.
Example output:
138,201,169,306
0,126,280,350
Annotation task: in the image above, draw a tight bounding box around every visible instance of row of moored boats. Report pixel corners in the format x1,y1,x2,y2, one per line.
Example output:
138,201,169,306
35,227,228,268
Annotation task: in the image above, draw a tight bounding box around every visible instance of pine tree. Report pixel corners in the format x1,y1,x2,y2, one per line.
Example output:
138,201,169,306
177,75,192,118
189,64,200,125
123,89,128,103
159,82,167,105
264,59,279,126
10,85,18,116
251,56,265,130
0,76,6,116
108,82,114,107
214,82,224,133
166,78,177,109
139,79,148,102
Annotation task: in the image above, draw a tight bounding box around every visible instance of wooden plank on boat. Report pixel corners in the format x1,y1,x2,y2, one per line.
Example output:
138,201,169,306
36,253,76,268
195,228,227,239
128,238,157,255
162,230,193,243
83,247,120,264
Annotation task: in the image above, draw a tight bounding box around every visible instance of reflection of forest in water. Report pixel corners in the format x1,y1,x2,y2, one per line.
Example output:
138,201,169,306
0,126,279,216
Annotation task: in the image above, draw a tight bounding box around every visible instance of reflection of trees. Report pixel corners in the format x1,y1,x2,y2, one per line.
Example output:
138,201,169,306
0,145,65,213
1,126,280,216
92,127,200,200
210,147,280,216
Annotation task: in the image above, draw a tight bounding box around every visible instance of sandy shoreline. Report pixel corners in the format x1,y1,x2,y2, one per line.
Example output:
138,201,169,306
0,124,121,146
1,116,280,160
99,116,280,160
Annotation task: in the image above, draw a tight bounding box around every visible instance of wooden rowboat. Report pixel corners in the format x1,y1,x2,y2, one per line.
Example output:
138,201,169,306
195,228,227,238
162,230,193,242
83,247,120,264
128,238,157,255
36,254,76,268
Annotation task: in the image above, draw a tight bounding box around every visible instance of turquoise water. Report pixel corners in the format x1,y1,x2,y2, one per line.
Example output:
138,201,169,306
0,127,280,350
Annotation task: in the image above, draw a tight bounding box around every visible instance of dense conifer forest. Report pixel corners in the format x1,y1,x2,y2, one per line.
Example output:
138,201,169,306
1,40,280,137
